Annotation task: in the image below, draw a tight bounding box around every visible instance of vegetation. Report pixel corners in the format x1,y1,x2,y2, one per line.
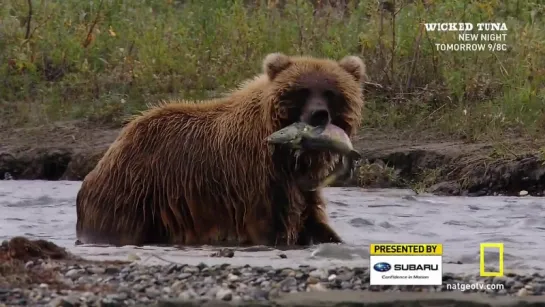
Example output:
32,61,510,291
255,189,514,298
1,0,544,141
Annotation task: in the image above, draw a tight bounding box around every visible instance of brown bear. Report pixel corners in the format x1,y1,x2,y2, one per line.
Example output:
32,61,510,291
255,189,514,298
75,52,366,247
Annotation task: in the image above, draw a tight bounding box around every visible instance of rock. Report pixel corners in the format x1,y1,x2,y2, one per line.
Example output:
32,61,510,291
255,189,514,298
166,264,180,274
106,293,128,301
182,266,199,274
205,286,220,297
227,273,239,282
309,269,328,280
64,269,83,278
279,277,297,291
127,253,141,261
51,295,79,307
177,273,192,279
145,287,161,298
512,281,524,290
216,288,233,301
279,269,295,277
428,181,461,195
307,276,320,284
170,280,183,291
87,267,106,274
307,283,328,292
178,288,197,300
517,288,529,296
210,248,234,258
251,288,269,300
105,267,120,274
519,190,529,196
268,287,280,299
3,257,540,306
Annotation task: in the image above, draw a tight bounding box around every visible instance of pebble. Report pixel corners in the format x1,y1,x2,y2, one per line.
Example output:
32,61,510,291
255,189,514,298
308,283,328,292
517,288,529,296
1,261,544,306
64,269,83,278
228,273,239,282
127,253,141,261
216,288,233,301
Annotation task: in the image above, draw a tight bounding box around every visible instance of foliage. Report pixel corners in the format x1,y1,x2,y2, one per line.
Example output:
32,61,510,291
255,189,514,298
1,0,544,140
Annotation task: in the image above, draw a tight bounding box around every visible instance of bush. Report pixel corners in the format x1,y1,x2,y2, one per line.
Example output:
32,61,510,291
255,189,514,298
1,0,543,140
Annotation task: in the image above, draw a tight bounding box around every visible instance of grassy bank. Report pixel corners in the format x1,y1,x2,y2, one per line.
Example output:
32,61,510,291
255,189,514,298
1,0,544,141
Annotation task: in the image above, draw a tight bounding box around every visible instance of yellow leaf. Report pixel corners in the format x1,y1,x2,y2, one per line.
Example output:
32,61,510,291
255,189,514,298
109,26,116,37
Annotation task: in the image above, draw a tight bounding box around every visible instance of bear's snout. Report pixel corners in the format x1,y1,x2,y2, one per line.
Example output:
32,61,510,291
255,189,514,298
307,109,330,127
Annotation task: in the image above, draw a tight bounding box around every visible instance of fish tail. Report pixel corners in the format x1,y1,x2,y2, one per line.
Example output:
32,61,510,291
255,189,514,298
321,173,338,187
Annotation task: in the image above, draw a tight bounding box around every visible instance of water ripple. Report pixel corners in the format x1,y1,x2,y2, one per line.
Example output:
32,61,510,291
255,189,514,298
0,181,544,274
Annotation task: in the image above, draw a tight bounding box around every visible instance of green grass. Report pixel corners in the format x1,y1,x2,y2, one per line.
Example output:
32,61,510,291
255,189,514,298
1,0,544,141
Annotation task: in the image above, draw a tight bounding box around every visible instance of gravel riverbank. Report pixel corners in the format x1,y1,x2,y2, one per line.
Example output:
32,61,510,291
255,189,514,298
1,238,544,306
2,258,545,306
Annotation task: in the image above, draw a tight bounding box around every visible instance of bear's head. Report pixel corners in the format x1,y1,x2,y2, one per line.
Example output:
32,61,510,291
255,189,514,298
263,52,366,137
262,53,366,182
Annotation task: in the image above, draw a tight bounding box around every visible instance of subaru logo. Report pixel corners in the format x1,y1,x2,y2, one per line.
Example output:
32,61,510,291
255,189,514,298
373,262,391,272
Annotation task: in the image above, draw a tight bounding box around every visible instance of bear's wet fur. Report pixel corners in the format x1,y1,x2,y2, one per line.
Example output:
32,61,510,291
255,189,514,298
75,52,366,247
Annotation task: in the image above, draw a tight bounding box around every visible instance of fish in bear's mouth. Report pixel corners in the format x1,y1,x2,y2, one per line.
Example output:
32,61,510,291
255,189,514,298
266,122,361,187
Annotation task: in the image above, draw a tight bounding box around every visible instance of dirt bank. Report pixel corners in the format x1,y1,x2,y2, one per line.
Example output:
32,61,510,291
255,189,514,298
1,121,544,197
0,236,127,290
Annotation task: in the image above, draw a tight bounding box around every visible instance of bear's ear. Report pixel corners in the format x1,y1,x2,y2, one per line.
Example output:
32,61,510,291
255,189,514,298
338,56,366,82
263,53,292,81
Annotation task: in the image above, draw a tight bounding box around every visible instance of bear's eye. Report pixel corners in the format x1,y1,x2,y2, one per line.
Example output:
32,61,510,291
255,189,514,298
323,89,337,101
296,88,310,98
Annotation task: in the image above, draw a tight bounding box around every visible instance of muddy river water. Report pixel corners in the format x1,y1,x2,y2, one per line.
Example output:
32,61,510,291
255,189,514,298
1,180,544,275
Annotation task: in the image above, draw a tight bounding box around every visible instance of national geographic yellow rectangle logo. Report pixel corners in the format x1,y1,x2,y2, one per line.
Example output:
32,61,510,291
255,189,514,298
480,243,504,277
370,244,443,255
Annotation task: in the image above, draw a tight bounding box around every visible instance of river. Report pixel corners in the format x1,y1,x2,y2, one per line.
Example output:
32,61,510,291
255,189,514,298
1,180,543,275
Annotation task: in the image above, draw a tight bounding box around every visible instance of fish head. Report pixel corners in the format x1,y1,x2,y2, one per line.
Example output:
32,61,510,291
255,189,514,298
266,127,298,145
265,122,310,145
